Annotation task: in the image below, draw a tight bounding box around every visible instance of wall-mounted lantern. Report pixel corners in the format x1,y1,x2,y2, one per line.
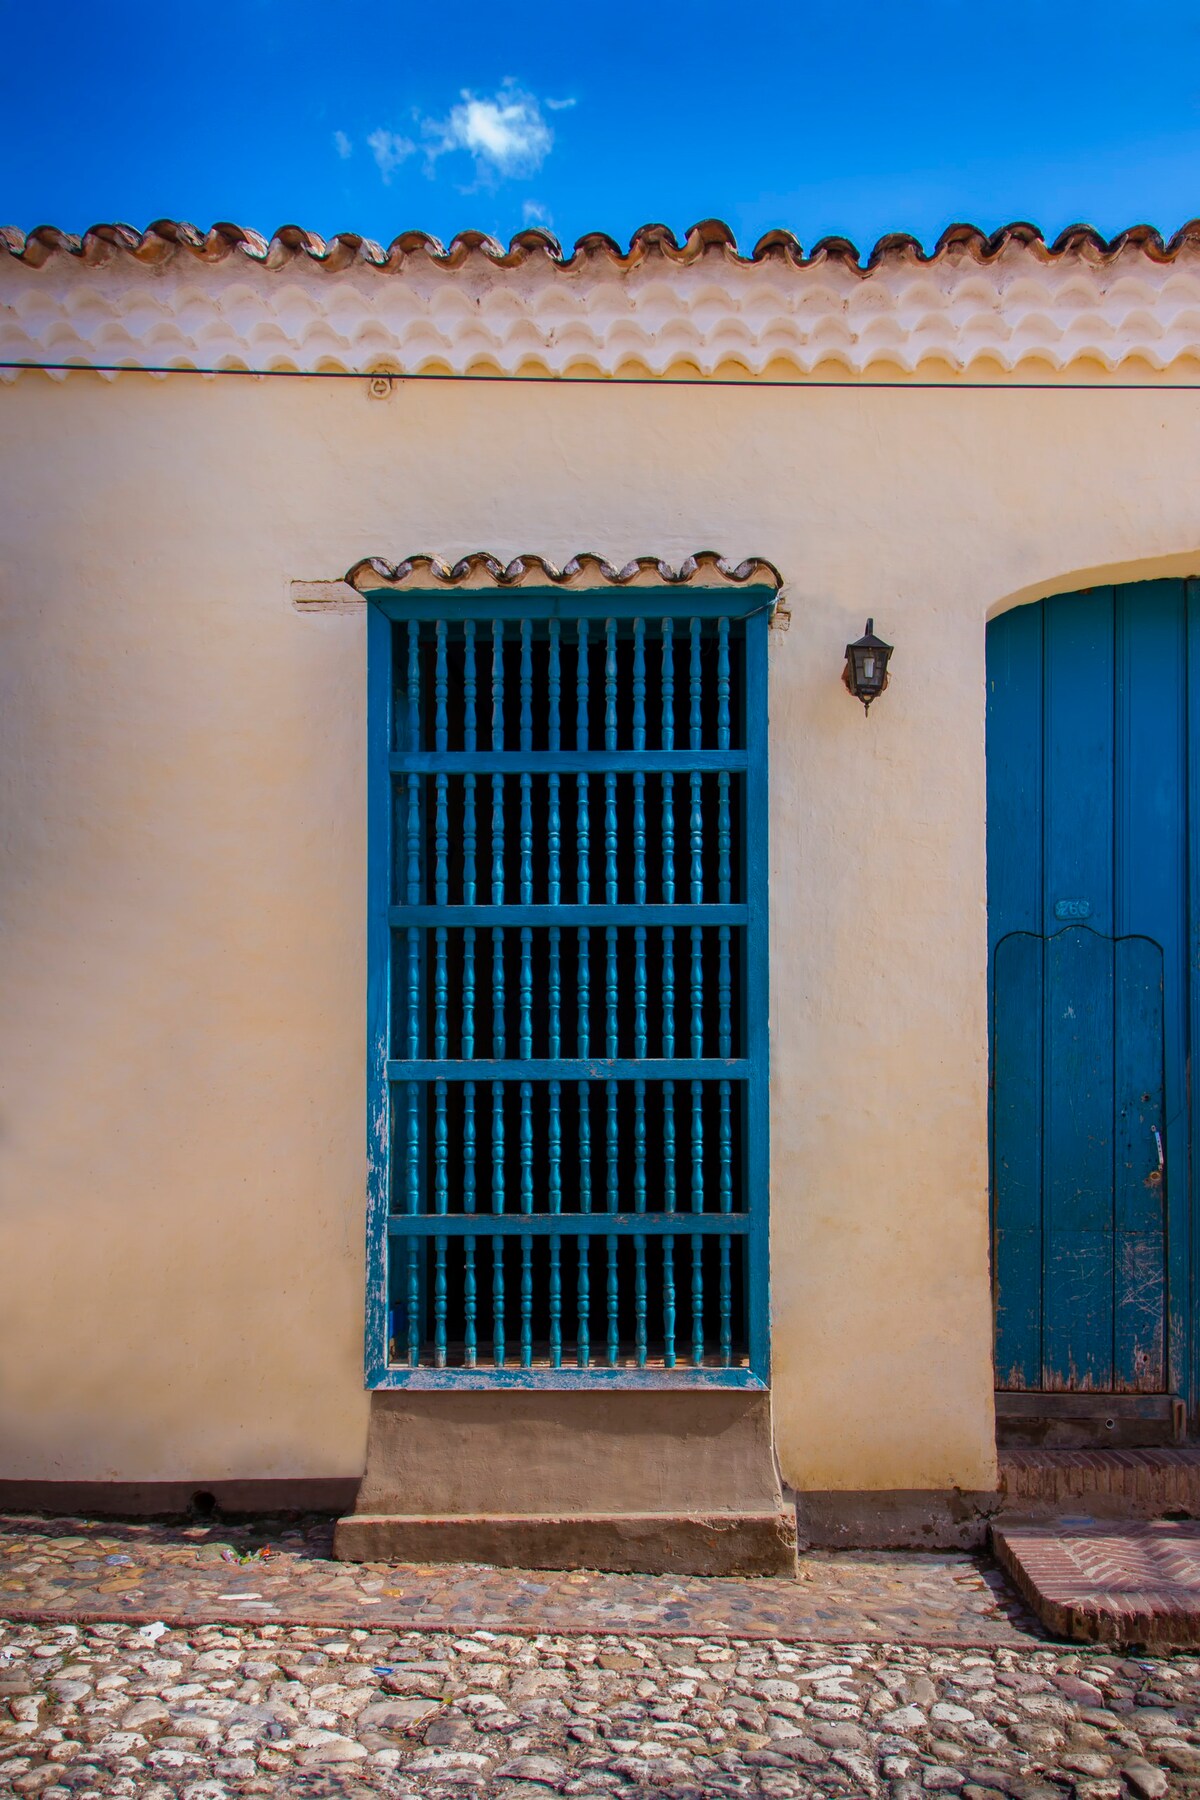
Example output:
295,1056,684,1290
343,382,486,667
843,619,893,714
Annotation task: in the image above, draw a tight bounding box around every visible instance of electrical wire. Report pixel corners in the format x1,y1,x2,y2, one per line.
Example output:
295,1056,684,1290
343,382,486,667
3,360,1200,390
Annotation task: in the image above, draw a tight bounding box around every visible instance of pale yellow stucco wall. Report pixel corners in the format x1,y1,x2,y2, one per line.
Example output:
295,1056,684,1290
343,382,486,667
4,368,1200,1493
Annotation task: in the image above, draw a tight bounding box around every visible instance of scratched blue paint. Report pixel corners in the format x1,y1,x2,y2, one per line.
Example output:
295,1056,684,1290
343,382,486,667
987,581,1193,1405
364,586,774,1387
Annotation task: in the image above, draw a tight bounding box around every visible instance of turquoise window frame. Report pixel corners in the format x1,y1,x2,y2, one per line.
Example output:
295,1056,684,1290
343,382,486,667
364,586,772,1389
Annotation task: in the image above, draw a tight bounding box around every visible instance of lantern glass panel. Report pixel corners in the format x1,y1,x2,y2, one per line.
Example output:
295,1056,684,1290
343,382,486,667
852,644,886,697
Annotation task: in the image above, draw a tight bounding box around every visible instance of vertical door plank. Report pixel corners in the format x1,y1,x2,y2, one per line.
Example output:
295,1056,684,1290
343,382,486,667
987,605,1044,1392
986,603,1043,953
1113,935,1167,1391
1043,928,1114,1390
993,932,1044,1388
1044,589,1115,939
1189,582,1200,1420
1116,582,1186,1396
1041,589,1115,1393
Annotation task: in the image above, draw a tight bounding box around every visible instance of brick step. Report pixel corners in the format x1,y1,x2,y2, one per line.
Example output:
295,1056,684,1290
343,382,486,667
1000,1447,1200,1517
993,1519,1200,1647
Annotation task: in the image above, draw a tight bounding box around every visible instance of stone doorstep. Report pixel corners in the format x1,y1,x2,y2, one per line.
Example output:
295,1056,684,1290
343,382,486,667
992,1518,1200,1648
334,1509,799,1577
793,1451,1200,1554
1000,1446,1200,1516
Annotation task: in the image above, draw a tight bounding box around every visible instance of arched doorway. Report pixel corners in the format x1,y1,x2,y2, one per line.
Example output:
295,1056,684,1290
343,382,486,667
987,579,1197,1434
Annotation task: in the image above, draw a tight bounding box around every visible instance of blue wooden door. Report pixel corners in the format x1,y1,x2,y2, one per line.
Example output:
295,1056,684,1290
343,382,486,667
988,581,1195,1402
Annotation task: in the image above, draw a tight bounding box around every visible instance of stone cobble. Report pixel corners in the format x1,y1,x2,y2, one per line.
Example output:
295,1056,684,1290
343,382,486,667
3,1617,1200,1800
0,1517,1035,1644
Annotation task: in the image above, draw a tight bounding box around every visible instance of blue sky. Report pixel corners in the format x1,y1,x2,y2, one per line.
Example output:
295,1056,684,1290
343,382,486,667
4,0,1200,253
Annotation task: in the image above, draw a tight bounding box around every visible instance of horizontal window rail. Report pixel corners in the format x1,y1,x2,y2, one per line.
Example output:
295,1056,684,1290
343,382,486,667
386,1058,748,1080
387,905,747,926
375,1369,768,1391
366,585,777,625
387,1214,750,1237
389,749,749,773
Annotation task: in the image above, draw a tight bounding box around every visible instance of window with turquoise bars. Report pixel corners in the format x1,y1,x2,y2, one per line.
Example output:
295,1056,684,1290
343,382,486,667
365,588,771,1388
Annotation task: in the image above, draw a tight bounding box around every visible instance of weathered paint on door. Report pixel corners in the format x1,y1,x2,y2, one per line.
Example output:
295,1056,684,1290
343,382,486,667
987,580,1197,1404
992,928,1165,1390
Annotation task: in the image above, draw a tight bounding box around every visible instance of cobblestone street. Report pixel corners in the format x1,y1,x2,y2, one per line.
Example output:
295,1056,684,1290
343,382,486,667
4,1615,1200,1800
2,1517,1200,1800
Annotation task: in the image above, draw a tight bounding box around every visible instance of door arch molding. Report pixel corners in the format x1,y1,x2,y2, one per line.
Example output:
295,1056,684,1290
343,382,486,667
985,548,1200,626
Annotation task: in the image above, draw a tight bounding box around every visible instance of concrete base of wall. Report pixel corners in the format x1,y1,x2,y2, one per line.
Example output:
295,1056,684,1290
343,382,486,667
794,1488,1002,1550
335,1389,796,1576
796,1451,1200,1549
336,1510,795,1575
0,1478,360,1517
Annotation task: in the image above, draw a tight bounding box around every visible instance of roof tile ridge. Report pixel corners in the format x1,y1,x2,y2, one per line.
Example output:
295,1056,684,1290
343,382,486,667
401,227,570,268
152,220,272,263
806,234,867,272
558,230,626,268
864,231,928,269
614,222,686,268
2,224,82,267
378,229,450,268
676,219,744,263
985,220,1049,260
564,220,747,270
260,226,390,271
750,228,806,266
931,222,994,263
1165,218,1200,256
1077,221,1166,261
498,227,570,267
1046,221,1118,260
438,229,513,267
8,216,1200,272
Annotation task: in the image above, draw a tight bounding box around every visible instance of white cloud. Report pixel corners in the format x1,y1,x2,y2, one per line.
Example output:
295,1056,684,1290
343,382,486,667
333,129,353,159
366,81,568,188
368,128,417,182
522,200,553,228
424,81,553,179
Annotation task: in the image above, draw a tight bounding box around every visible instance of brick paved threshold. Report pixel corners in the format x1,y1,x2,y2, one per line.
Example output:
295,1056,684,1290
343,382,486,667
0,1513,1041,1646
1000,1446,1200,1514
994,1519,1200,1649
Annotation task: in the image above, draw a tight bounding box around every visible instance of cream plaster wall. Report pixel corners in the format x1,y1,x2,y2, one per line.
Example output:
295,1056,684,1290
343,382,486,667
4,369,1200,1492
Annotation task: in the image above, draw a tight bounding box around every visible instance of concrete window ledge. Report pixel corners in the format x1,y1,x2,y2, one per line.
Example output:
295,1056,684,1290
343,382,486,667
335,1510,796,1576
335,1389,797,1577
